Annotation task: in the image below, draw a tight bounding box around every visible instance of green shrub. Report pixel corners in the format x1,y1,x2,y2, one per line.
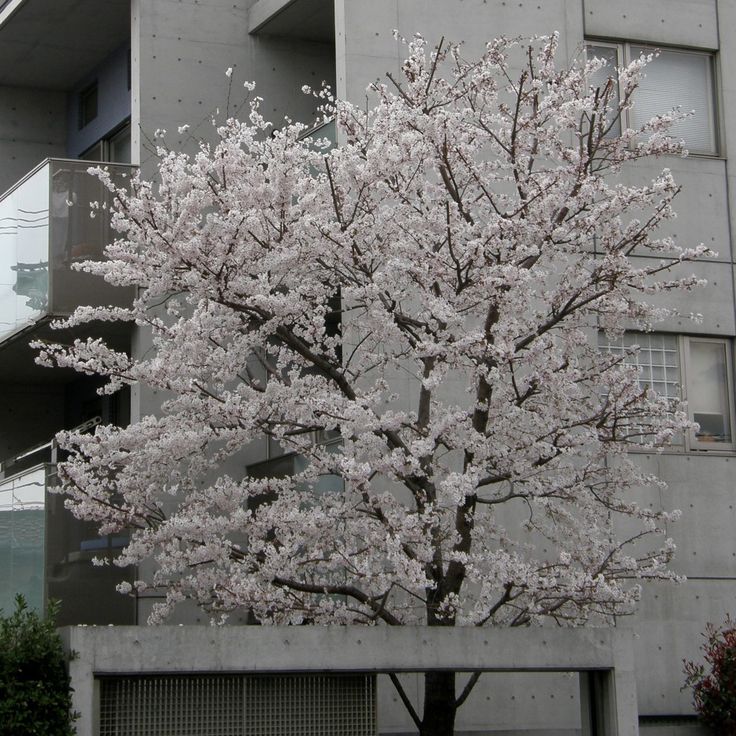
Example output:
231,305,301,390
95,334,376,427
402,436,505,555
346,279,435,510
0,596,77,735
683,615,736,734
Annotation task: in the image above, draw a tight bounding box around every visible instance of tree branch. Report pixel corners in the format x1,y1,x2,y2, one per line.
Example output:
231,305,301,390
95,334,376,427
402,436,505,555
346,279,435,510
388,673,423,731
455,672,482,709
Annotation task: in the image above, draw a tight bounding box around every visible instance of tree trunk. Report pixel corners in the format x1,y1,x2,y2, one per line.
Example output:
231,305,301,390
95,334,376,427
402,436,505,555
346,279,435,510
420,670,458,736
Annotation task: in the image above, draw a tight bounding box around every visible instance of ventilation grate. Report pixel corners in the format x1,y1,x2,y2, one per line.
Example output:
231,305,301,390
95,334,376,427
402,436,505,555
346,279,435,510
99,673,376,736
243,674,375,736
99,675,244,736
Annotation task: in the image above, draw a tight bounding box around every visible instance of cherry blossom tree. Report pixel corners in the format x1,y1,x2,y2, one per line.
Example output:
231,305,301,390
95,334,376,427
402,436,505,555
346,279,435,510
37,34,710,736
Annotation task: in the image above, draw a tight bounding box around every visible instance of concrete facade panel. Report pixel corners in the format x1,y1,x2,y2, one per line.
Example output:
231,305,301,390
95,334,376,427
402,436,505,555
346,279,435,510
624,256,735,335
342,0,400,60
336,0,586,122
639,453,736,578
377,671,582,734
135,0,333,170
336,51,401,107
583,0,719,49
634,579,736,714
396,0,584,59
624,157,731,261
135,0,251,170
66,44,132,158
0,86,66,193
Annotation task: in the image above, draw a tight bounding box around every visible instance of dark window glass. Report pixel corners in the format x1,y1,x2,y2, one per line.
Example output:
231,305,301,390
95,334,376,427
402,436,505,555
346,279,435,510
78,82,98,129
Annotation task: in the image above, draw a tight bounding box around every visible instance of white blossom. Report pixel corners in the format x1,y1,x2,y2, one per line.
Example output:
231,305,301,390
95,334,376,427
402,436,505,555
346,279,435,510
42,35,705,633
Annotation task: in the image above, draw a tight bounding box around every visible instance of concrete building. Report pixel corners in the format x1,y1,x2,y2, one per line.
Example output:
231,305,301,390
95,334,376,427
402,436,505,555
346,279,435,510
0,0,735,733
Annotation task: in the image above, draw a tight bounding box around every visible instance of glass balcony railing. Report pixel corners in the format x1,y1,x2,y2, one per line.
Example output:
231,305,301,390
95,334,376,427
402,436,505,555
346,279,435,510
0,451,136,625
0,465,46,613
0,158,134,344
299,118,336,148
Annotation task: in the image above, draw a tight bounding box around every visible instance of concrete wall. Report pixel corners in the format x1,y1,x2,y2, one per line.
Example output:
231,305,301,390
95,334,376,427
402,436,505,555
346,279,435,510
61,625,638,736
0,86,66,194
66,43,132,158
131,0,335,171
127,0,336,434
124,0,338,621
335,0,586,107
626,451,736,716
584,0,719,49
584,0,736,722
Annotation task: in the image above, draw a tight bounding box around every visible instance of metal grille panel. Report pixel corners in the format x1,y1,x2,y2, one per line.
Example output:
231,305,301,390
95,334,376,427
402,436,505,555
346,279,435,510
99,675,244,736
243,674,375,736
99,673,376,736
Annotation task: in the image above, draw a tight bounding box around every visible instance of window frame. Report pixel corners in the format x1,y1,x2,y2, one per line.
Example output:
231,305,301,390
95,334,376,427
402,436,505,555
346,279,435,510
80,120,132,164
585,40,720,157
681,335,736,452
598,332,735,453
78,81,99,130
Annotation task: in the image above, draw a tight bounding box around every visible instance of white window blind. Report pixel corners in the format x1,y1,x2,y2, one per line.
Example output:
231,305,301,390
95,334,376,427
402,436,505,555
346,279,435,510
586,42,718,155
628,46,716,154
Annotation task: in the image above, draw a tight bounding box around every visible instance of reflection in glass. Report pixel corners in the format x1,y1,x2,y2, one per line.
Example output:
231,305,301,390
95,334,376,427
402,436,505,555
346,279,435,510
0,460,136,624
0,163,50,338
109,123,132,164
689,341,732,443
0,160,134,343
45,484,136,626
0,467,46,613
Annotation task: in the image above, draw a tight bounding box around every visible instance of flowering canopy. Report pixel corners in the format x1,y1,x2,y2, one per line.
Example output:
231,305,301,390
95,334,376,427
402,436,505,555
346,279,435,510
39,34,709,628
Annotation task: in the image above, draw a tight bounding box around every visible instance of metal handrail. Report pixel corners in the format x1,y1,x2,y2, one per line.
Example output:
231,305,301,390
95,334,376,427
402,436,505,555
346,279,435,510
0,416,101,479
0,157,136,203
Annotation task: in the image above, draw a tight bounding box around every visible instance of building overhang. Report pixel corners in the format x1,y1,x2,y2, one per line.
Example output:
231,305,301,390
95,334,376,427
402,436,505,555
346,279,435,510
0,317,133,384
0,0,130,90
249,0,334,43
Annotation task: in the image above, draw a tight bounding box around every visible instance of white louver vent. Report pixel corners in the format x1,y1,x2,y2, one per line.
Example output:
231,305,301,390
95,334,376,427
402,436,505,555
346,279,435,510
99,673,377,736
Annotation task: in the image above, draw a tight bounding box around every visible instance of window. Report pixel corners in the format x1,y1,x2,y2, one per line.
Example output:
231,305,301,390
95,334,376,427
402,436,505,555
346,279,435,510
247,429,344,498
78,81,98,130
108,123,132,164
598,332,734,450
80,121,132,164
586,42,718,156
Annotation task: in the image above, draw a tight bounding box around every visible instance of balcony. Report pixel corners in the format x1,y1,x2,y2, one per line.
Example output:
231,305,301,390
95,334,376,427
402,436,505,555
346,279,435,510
0,159,135,380
0,441,136,625
300,117,336,146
